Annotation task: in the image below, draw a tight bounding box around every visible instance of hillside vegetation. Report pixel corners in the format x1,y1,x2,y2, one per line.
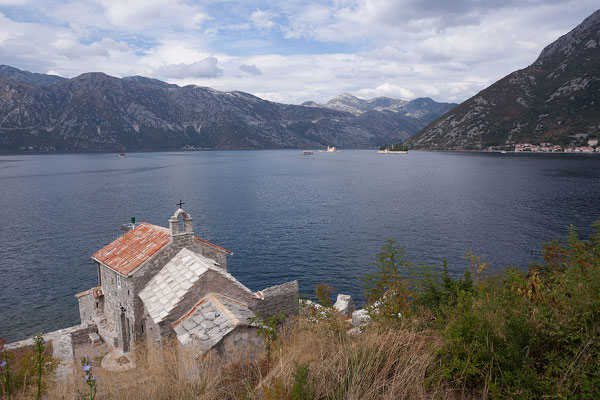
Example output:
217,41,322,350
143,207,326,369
2,221,600,399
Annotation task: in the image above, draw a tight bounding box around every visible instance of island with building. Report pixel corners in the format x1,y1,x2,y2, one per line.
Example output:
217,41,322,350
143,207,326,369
378,144,408,154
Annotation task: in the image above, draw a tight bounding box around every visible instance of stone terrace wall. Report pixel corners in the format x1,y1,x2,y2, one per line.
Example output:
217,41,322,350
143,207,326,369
256,280,299,317
5,324,97,379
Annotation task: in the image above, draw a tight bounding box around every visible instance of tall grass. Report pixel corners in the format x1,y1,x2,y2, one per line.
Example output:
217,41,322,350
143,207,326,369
42,321,463,400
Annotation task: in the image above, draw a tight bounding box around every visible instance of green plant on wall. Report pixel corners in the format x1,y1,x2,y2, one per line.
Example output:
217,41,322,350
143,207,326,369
248,313,285,362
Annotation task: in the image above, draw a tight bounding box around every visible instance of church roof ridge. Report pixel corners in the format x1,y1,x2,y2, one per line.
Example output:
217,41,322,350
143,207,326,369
92,223,171,276
139,248,257,325
171,292,255,348
92,221,231,276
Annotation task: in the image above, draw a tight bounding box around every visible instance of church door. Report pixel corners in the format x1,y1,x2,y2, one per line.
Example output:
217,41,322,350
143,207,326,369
120,311,131,352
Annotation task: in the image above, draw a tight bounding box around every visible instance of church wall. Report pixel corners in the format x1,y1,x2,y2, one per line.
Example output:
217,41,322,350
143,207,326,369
76,292,97,324
99,263,135,349
189,240,228,271
255,280,299,317
214,326,263,361
156,270,260,335
144,312,163,346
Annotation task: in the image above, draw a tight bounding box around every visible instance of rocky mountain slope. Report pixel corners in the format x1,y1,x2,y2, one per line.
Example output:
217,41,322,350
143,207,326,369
0,67,454,151
405,9,600,150
303,93,456,123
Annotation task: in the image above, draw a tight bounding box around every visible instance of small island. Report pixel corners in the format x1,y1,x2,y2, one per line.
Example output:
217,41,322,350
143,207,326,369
378,144,408,154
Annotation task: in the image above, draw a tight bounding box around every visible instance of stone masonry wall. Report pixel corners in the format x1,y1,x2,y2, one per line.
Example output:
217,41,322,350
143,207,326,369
156,270,259,336
214,326,263,360
144,312,163,346
98,263,135,349
189,240,228,271
255,280,299,317
77,291,96,324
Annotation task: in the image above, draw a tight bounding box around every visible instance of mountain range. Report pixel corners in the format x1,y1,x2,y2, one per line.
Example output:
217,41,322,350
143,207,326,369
405,9,600,150
0,66,455,152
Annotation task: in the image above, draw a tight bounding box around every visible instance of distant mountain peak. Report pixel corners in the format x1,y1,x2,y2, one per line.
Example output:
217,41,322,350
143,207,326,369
307,92,455,117
336,92,359,99
0,65,66,86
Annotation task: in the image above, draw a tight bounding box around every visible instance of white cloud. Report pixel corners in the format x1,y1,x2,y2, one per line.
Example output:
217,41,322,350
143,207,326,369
250,8,275,30
356,84,415,100
239,63,261,75
157,57,223,79
99,0,208,31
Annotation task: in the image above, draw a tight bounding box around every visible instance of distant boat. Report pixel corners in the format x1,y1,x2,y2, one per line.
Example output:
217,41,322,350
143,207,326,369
500,150,507,154
118,153,126,157
302,150,313,155
319,145,340,153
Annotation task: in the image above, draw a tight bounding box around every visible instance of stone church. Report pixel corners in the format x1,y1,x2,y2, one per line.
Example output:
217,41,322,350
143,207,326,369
75,207,298,355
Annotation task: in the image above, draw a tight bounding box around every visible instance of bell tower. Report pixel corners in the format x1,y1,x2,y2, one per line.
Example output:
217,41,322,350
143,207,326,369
169,200,193,237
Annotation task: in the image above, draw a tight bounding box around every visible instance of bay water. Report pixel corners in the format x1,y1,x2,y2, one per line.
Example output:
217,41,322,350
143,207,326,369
1,150,599,341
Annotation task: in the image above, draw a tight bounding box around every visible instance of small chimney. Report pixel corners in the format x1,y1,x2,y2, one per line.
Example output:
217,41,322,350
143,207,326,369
119,216,136,233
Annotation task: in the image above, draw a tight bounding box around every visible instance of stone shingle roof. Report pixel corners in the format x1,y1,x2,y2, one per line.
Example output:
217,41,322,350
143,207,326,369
139,248,257,325
172,293,255,349
92,223,171,276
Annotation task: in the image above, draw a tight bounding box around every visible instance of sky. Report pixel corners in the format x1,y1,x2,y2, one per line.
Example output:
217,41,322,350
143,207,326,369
0,1,597,104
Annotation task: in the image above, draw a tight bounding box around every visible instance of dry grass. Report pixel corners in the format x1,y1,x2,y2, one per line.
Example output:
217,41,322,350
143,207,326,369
40,318,471,400
260,319,465,400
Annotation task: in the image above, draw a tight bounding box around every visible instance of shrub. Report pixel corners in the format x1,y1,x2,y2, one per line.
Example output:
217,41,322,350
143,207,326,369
430,220,600,398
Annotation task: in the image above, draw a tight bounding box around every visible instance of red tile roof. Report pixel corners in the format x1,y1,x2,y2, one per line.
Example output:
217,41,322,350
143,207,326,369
92,223,171,276
75,286,102,298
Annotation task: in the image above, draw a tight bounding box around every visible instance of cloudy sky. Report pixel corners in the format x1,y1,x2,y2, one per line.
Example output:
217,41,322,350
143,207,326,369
0,1,597,104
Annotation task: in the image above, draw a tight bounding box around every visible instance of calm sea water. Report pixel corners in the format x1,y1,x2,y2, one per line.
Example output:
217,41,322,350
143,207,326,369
1,150,599,341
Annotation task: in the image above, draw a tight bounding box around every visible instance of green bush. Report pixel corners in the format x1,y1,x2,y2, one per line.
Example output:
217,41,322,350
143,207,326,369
363,221,600,398
428,221,600,398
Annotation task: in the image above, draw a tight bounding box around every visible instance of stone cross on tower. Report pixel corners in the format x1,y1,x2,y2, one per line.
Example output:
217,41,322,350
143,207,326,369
169,204,193,237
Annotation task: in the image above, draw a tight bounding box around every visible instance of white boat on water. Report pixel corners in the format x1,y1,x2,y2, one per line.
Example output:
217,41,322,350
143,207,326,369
302,150,313,155
319,145,340,152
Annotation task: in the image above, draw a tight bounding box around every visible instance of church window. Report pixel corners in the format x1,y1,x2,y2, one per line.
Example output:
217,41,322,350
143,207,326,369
179,214,185,233
117,274,121,288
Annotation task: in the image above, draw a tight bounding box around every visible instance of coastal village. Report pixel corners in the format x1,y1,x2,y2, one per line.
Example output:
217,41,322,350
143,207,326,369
495,137,599,153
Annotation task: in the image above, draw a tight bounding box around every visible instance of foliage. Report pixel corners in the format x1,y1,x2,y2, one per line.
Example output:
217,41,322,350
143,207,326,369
427,220,600,398
79,356,96,400
290,362,313,400
0,338,55,399
248,313,286,362
1,350,12,400
32,333,46,400
361,238,432,325
314,283,333,308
